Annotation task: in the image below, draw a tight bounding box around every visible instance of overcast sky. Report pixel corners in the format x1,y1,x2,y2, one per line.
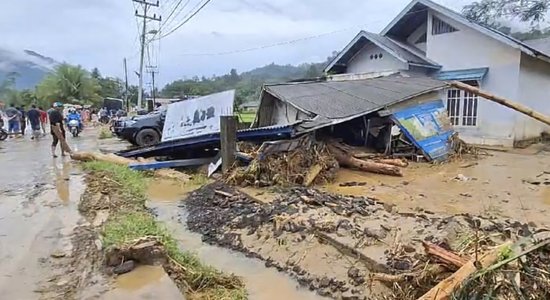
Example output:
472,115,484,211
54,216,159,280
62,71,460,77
0,0,476,86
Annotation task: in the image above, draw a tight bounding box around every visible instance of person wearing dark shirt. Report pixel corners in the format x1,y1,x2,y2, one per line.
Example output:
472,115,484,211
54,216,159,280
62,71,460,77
27,105,41,140
48,102,66,157
18,106,27,136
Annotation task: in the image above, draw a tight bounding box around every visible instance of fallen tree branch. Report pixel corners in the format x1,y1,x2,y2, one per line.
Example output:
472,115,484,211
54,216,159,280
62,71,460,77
423,242,469,270
328,144,403,177
214,190,234,198
417,242,512,300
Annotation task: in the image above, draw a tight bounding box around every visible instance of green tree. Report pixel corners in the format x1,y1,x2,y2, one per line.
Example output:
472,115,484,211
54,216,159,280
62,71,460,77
463,0,550,25
36,63,102,106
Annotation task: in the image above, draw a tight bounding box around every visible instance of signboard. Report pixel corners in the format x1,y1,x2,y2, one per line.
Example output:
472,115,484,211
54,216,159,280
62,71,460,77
392,100,454,161
161,90,235,142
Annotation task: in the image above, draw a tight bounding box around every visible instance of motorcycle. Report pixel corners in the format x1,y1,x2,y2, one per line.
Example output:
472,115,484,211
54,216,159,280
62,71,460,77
67,119,81,137
0,120,7,141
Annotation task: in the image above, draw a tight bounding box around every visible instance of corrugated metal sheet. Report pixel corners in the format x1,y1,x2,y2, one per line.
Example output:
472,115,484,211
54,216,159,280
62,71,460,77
436,68,488,81
264,75,447,120
392,100,454,161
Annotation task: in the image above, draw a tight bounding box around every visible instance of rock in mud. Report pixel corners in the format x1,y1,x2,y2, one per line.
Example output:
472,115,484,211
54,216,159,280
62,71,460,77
105,236,167,267
113,260,136,275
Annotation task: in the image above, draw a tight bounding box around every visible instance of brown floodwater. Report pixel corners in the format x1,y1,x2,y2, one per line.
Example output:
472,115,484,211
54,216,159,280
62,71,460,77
146,184,326,300
104,266,183,300
323,150,550,227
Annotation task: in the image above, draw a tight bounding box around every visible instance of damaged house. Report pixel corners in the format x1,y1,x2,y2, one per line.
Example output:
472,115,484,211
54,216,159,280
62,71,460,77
253,74,453,161
320,0,550,147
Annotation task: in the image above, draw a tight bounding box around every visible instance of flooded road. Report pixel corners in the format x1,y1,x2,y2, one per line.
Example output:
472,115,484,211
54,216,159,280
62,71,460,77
147,183,325,300
0,130,99,298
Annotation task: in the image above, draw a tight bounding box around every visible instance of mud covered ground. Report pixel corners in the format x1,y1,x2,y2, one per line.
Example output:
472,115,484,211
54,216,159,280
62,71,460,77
184,181,538,299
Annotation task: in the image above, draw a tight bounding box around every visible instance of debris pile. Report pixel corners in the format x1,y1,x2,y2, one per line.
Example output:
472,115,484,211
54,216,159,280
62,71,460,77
184,181,539,299
227,139,339,186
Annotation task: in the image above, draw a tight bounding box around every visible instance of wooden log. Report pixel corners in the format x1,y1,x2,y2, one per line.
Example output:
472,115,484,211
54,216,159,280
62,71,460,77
303,164,323,187
214,190,234,198
328,144,403,177
71,151,190,182
417,242,512,300
373,158,409,168
422,242,469,269
51,124,72,153
451,81,550,127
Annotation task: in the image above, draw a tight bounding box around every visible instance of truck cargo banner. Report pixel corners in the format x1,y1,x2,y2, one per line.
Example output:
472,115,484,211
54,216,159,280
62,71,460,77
161,90,235,142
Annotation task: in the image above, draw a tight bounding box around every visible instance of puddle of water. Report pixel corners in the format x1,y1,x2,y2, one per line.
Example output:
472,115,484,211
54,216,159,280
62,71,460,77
149,200,325,300
115,265,165,290
147,179,202,203
105,265,183,300
542,188,550,205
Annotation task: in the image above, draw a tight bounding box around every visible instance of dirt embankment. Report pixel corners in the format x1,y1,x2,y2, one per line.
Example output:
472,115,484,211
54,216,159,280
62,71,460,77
40,162,246,299
185,182,543,299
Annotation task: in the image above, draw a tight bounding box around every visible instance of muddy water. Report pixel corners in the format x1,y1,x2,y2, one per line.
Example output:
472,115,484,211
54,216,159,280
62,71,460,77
104,266,184,300
0,130,98,298
146,183,325,300
323,150,550,227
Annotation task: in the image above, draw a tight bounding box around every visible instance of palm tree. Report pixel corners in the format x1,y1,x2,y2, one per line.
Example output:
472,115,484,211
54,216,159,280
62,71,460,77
36,63,102,106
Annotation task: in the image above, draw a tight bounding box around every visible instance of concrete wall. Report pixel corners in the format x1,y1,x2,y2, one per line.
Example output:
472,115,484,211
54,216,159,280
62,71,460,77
426,11,522,146
516,53,550,140
347,42,408,74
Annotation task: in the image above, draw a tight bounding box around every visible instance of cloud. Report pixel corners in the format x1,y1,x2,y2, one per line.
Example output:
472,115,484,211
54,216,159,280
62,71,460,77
1,0,476,86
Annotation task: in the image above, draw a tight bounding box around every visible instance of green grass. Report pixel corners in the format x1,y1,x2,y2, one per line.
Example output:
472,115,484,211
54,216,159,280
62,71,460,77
82,161,147,201
102,211,246,299
237,112,256,123
85,161,246,299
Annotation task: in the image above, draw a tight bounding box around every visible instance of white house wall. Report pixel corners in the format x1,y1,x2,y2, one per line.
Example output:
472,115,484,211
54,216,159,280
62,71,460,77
271,100,308,125
427,11,521,146
516,53,550,140
347,43,408,74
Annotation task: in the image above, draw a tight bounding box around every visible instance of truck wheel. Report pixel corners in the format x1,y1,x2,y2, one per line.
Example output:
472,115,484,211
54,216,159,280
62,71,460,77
135,129,160,146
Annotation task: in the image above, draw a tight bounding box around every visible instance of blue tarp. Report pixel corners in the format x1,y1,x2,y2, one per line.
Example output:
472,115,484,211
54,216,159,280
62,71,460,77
436,67,488,82
392,100,454,161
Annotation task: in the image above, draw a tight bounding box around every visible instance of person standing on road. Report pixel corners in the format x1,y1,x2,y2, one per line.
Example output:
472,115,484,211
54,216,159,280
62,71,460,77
27,105,41,140
18,106,27,136
38,107,48,135
48,102,66,157
5,104,21,137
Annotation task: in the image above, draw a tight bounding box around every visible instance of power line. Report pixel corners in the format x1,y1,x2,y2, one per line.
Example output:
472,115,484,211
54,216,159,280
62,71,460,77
158,0,212,40
161,0,190,29
175,23,380,56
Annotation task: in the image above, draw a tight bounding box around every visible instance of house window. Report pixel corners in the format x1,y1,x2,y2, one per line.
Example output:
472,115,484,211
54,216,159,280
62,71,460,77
432,16,458,35
446,84,478,127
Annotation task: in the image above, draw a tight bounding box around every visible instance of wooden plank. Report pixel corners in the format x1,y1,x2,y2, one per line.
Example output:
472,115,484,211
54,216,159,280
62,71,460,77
220,116,237,173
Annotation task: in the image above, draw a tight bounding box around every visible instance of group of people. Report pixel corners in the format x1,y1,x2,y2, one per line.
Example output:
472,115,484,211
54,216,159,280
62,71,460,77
0,102,85,157
4,104,48,139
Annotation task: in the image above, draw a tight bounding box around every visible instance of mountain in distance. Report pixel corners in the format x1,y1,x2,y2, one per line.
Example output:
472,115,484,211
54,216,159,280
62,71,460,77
0,48,58,89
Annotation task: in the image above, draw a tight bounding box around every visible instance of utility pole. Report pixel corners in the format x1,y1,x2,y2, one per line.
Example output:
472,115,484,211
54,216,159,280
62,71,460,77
146,66,158,107
123,58,129,111
133,0,161,109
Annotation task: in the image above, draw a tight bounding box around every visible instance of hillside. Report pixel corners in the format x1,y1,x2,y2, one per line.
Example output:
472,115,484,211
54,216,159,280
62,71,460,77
161,61,329,106
0,48,57,89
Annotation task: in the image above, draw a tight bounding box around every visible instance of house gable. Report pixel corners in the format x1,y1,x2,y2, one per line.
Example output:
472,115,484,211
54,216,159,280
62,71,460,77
381,0,550,64
324,31,439,74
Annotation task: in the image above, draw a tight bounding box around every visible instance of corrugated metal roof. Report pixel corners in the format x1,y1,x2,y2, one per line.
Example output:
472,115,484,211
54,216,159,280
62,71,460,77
264,75,447,120
436,67,488,81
